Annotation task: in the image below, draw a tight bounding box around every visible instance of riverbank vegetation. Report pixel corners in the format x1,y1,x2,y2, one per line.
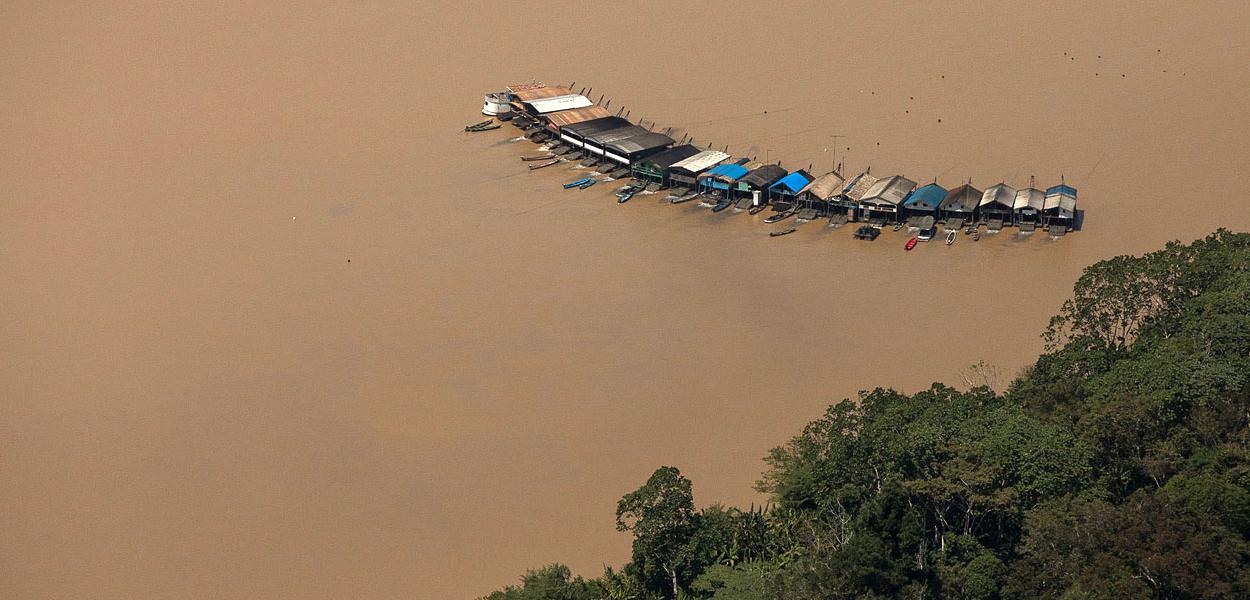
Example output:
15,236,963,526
479,230,1250,599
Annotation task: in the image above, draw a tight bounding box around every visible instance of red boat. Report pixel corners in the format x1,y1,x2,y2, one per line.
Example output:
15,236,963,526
905,237,918,251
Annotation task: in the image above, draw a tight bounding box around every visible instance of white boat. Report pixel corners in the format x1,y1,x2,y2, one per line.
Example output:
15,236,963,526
945,230,957,245
482,92,513,117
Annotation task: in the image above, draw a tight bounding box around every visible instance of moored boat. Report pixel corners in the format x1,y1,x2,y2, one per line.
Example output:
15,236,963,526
528,158,560,170
564,177,593,189
579,178,597,189
905,237,918,251
764,210,794,224
711,199,732,212
770,227,797,237
946,230,957,245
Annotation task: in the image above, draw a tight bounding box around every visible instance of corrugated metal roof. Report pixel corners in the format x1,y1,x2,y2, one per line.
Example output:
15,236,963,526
904,183,947,210
940,184,983,212
844,172,880,201
561,116,632,138
738,164,788,189
980,183,1017,208
769,170,813,194
1014,187,1045,210
524,94,594,114
606,132,674,156
584,125,649,146
860,175,917,207
511,85,574,101
670,150,730,173
798,171,845,199
544,106,611,128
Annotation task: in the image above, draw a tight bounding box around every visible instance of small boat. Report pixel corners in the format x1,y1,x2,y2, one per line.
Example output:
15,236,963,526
711,199,732,212
521,154,555,162
764,210,794,224
467,123,502,132
564,177,593,189
946,230,957,245
749,205,766,215
618,190,637,203
670,192,699,204
770,227,797,237
528,158,560,170
972,230,981,241
579,178,597,190
893,222,904,231
464,119,493,131
905,237,918,251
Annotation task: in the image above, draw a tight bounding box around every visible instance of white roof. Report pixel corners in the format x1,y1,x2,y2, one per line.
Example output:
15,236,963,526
1014,188,1044,210
980,183,1017,207
670,150,730,173
525,94,594,114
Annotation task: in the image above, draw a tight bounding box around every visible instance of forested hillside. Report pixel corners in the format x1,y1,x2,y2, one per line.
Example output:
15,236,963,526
480,230,1250,599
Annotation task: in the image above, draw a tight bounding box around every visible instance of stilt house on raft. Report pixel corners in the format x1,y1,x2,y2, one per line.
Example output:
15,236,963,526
667,150,731,190
979,183,1017,231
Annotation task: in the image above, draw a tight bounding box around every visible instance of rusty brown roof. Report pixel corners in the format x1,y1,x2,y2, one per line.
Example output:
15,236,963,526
511,86,574,101
543,106,611,128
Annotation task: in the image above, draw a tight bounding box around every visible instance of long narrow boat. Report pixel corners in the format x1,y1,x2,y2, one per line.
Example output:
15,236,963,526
618,190,637,203
764,210,794,224
749,204,766,215
528,158,560,170
769,227,797,237
669,192,699,204
564,177,593,189
579,178,597,190
464,119,493,131
467,123,501,132
521,154,555,161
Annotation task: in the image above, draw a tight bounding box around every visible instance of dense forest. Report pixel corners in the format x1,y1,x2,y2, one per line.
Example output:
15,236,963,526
479,230,1250,600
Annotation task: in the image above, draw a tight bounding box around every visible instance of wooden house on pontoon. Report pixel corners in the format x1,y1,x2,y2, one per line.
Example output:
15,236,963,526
841,171,880,222
1012,184,1045,232
767,170,814,213
901,182,946,227
667,150,731,190
979,183,1017,231
859,175,917,225
507,84,577,128
735,164,788,207
582,125,651,163
630,144,702,186
939,183,982,230
1043,183,1078,235
795,171,846,221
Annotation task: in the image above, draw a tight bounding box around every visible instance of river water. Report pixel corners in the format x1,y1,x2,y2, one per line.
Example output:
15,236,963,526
3,2,1249,598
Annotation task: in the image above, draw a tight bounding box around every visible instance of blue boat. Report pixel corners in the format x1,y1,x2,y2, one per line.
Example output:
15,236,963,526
618,189,637,203
564,177,593,189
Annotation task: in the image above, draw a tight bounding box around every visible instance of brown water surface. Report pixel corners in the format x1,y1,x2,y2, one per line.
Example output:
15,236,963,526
3,2,1249,599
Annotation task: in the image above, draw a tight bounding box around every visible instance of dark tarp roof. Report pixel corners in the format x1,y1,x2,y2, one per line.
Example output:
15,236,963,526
738,164,787,189
940,183,983,213
560,116,632,138
606,132,675,156
584,125,649,147
635,144,701,169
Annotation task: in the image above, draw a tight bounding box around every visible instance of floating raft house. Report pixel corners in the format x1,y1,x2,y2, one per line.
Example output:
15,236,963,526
980,183,1017,231
797,171,846,216
631,145,702,185
940,183,982,230
768,170,814,211
604,131,676,166
667,150,731,189
902,182,947,226
860,175,917,224
1013,186,1045,231
1043,184,1077,235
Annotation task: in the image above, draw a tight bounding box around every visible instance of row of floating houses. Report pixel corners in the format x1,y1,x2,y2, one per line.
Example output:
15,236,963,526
483,82,1080,236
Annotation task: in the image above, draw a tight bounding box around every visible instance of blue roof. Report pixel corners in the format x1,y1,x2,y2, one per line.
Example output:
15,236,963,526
1045,184,1077,197
702,163,749,181
768,171,812,195
904,183,947,210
